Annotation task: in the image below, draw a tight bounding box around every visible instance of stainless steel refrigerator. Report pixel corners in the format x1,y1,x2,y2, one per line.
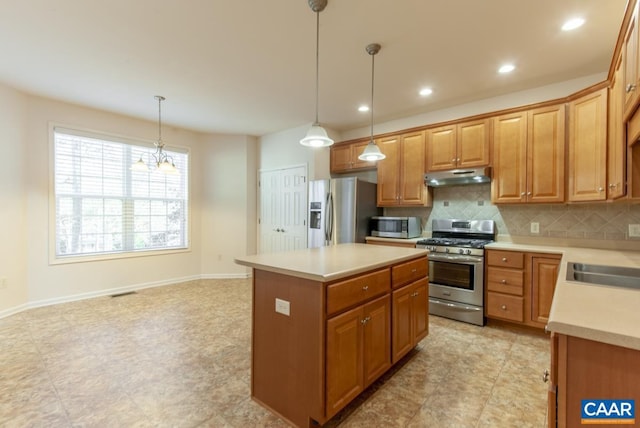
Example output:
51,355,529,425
308,177,381,248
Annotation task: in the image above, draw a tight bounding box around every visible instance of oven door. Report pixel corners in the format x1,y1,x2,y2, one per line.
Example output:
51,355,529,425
428,253,484,307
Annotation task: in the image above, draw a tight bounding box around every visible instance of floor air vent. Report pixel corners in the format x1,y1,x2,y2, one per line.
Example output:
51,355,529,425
110,291,137,298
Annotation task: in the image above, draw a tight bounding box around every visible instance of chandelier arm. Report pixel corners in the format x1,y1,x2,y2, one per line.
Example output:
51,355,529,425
370,52,375,142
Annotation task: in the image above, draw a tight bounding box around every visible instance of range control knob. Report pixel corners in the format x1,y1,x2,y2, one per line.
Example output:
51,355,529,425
445,248,450,253
458,248,464,254
465,249,472,255
430,246,437,252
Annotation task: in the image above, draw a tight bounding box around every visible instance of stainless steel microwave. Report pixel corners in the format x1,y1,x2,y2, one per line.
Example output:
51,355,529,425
370,216,422,239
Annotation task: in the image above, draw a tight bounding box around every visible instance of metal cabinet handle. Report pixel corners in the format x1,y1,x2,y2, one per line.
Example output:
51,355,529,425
520,192,526,197
451,158,457,163
362,285,369,291
501,279,507,284
501,304,507,310
502,257,507,262
627,83,637,93
542,369,550,383
598,187,604,192
361,316,371,325
411,268,417,273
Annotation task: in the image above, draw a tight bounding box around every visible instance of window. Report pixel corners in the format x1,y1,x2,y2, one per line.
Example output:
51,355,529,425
52,127,189,260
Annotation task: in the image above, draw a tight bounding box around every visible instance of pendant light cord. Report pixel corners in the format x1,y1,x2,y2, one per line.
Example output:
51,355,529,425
370,52,375,142
314,11,320,125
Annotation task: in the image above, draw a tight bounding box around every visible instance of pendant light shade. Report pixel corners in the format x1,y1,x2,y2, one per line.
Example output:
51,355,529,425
300,0,334,148
358,43,385,162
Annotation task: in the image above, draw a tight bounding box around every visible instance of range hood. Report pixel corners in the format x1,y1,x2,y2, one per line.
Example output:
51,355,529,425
424,167,491,187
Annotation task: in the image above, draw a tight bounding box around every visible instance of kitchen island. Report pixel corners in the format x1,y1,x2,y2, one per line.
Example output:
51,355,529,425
235,243,429,427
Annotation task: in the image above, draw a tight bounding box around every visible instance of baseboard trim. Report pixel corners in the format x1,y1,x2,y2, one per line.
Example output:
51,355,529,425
0,273,251,320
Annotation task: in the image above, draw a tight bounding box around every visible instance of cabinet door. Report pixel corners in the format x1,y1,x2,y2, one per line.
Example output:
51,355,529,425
528,105,565,203
624,7,639,116
326,305,364,417
391,285,413,363
531,256,560,325
411,278,429,344
492,112,528,203
330,144,353,173
363,295,391,387
376,136,401,206
609,56,626,200
568,88,608,202
399,132,426,205
426,125,457,171
457,119,491,168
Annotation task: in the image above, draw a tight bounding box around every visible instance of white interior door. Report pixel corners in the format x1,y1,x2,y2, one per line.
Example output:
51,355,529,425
259,165,307,253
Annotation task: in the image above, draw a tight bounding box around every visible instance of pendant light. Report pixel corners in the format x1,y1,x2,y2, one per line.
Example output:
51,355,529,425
132,95,178,174
358,43,386,162
300,0,334,148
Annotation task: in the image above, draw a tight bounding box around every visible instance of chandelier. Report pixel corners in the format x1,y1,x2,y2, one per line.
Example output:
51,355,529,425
132,95,178,174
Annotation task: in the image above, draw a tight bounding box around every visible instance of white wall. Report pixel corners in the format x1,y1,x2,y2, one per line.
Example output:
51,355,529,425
22,96,205,305
0,84,29,315
259,122,333,181
199,133,258,276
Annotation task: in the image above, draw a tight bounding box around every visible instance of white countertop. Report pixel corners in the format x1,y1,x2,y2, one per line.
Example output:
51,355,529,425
487,242,640,351
234,243,428,282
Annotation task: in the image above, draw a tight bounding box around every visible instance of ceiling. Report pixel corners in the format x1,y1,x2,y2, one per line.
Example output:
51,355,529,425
0,0,628,137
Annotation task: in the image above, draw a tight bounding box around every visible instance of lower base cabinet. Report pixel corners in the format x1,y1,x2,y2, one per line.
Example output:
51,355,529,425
485,249,561,329
326,294,391,417
549,333,640,427
392,277,429,363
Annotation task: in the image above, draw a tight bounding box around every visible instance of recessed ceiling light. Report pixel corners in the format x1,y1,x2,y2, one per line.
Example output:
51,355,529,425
419,87,433,97
498,64,515,74
358,105,369,112
562,17,585,31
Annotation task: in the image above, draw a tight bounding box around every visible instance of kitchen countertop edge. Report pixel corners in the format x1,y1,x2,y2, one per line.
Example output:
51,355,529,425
235,243,429,283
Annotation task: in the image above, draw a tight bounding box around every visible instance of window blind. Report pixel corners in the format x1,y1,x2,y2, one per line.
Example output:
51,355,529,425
53,128,189,258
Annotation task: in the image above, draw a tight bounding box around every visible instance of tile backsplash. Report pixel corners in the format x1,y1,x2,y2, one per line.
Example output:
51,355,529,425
384,183,640,242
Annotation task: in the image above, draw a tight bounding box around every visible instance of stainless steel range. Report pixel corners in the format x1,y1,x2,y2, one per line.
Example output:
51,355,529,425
416,219,496,326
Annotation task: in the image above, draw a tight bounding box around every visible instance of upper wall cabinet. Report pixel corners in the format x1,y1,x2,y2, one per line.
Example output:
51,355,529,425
377,131,432,207
491,105,565,204
425,119,491,172
568,88,608,202
624,3,640,118
330,139,377,174
609,55,627,200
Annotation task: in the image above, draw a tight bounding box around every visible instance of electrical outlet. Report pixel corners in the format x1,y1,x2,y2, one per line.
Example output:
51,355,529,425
275,298,290,316
530,222,540,234
629,224,640,238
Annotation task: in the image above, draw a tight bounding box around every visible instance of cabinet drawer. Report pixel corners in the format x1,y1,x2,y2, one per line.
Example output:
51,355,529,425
487,250,525,269
486,292,524,322
327,269,390,316
391,257,428,288
486,267,524,296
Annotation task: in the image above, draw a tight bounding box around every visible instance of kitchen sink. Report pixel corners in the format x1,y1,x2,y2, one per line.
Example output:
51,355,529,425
566,262,640,290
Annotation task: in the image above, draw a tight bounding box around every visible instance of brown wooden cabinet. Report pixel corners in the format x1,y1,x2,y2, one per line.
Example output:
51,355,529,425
623,3,639,118
531,256,562,325
485,249,561,328
549,333,640,428
377,131,433,207
609,55,627,200
492,105,565,204
425,119,491,172
568,88,608,202
326,294,390,417
392,277,428,363
330,139,377,174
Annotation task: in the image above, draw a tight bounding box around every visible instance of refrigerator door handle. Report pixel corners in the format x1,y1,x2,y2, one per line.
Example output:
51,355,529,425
325,192,333,245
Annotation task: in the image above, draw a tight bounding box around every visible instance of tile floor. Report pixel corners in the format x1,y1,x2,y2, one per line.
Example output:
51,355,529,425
0,279,550,427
